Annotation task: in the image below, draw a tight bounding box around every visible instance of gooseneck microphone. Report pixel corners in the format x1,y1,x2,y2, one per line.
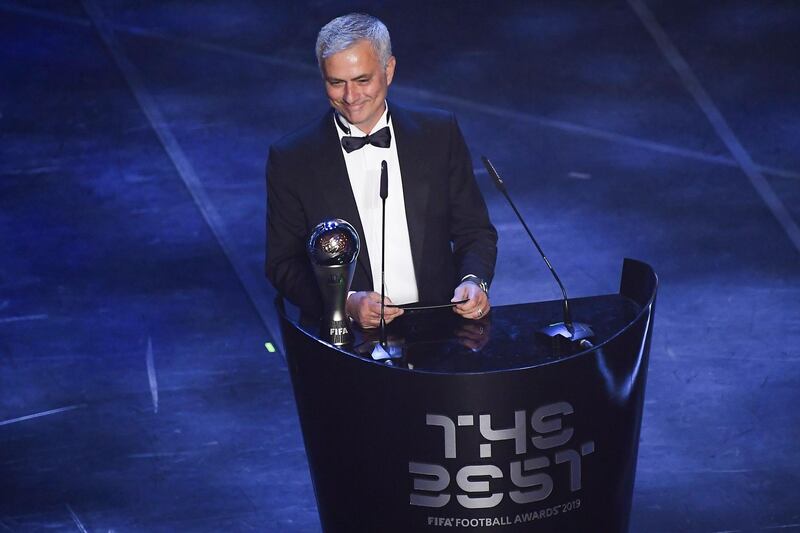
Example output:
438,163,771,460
379,160,389,348
481,156,593,345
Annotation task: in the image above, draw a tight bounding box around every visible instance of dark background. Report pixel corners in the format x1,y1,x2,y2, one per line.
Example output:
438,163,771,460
1,1,798,531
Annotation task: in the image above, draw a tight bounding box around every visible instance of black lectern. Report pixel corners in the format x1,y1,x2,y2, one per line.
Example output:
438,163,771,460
277,259,657,532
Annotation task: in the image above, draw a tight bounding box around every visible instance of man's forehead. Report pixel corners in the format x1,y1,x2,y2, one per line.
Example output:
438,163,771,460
324,40,379,66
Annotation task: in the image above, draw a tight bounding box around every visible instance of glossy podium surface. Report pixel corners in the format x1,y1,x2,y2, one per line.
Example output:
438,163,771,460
278,259,657,532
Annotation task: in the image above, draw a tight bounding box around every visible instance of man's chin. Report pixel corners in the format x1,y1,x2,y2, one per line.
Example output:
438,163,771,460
337,105,375,126
341,110,365,125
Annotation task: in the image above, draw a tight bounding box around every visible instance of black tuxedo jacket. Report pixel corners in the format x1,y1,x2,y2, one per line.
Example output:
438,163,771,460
265,103,497,316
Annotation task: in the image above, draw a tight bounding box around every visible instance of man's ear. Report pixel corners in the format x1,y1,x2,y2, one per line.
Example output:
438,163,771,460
385,55,397,85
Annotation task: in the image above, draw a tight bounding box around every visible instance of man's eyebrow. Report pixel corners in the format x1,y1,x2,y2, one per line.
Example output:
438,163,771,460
326,74,372,83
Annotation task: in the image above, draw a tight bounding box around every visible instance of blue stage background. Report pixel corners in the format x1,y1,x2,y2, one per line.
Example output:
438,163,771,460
1,1,799,531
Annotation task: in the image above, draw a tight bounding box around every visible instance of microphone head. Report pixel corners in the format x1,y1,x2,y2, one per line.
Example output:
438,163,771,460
480,156,506,192
380,160,388,199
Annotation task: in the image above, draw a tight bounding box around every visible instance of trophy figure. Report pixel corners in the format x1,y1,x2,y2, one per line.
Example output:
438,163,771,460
307,219,360,346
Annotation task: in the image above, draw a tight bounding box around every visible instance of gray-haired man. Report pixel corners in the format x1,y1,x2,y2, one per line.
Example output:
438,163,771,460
266,13,497,328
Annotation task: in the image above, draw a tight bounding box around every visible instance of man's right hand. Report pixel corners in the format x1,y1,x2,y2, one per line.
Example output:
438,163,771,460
346,291,404,329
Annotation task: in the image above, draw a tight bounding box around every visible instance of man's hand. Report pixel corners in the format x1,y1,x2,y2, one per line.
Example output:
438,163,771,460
346,291,404,329
452,281,490,320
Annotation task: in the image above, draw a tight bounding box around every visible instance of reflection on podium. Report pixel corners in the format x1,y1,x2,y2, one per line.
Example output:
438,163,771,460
277,259,657,533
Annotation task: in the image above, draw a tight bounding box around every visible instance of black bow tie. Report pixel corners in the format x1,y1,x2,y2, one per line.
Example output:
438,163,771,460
341,126,392,153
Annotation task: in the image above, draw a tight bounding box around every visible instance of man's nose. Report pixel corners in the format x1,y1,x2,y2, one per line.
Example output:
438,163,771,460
343,83,358,103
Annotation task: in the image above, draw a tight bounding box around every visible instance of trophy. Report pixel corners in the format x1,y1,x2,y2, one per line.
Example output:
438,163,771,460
307,219,360,345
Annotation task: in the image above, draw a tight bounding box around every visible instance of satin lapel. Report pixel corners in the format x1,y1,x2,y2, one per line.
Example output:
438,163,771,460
392,105,429,288
313,111,373,287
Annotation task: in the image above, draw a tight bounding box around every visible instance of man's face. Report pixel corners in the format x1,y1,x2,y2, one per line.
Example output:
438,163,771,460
321,39,396,134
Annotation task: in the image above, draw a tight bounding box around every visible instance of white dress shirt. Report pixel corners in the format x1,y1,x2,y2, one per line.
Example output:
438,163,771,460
334,103,419,304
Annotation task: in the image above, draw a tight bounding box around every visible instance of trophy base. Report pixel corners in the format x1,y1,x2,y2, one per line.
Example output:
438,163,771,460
321,318,352,346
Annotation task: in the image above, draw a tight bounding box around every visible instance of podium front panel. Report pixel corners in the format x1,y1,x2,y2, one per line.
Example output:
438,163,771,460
278,259,657,533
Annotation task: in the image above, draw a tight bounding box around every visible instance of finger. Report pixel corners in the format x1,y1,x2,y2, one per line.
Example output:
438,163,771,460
455,297,475,312
469,292,488,311
374,300,401,315
383,311,402,322
453,304,470,316
387,306,404,318
384,312,402,325
457,287,482,310
380,302,403,316
468,290,485,306
457,301,480,315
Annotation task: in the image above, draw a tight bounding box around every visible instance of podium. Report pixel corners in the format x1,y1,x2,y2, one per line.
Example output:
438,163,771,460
277,259,657,532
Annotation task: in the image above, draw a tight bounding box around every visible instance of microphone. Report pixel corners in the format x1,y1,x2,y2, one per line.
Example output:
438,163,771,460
380,160,388,200
379,160,388,348
481,156,593,345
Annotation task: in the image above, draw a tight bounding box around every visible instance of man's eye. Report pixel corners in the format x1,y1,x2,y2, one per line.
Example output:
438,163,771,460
329,81,343,86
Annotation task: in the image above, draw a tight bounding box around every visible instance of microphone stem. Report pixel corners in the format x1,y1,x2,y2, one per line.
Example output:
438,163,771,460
380,191,387,347
498,188,575,330
379,161,389,347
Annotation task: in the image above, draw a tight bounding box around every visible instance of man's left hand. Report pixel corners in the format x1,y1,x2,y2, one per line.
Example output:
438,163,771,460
452,280,490,320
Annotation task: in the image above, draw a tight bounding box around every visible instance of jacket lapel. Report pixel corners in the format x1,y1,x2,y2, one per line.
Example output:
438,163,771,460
391,104,430,291
313,110,374,288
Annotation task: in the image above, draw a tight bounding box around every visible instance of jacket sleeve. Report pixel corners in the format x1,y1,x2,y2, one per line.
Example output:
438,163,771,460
446,114,498,286
265,145,322,316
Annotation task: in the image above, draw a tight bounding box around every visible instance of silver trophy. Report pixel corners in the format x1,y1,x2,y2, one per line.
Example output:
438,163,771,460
307,219,360,345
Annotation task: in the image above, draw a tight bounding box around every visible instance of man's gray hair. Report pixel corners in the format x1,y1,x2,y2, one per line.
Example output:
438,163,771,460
316,13,392,69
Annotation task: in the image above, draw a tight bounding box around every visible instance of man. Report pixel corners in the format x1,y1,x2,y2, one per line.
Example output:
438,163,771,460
266,13,497,329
